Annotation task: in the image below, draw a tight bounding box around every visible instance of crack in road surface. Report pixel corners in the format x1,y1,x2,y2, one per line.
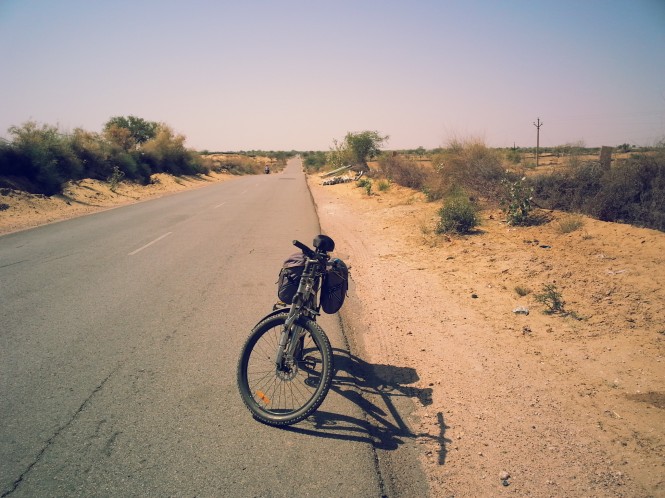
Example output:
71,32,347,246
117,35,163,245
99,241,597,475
1,365,121,497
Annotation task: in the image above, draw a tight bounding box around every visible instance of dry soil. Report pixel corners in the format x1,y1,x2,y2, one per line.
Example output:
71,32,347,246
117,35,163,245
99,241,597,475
308,176,665,498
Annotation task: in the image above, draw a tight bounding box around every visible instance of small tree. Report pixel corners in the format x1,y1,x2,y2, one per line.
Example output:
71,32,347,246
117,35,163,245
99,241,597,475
327,138,353,169
103,116,158,149
339,131,388,172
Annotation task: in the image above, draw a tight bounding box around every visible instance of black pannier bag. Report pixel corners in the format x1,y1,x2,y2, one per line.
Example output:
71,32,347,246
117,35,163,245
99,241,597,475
321,258,349,314
277,252,307,304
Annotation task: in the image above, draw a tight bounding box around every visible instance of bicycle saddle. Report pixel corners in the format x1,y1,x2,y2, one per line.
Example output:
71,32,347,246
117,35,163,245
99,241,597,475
313,234,335,253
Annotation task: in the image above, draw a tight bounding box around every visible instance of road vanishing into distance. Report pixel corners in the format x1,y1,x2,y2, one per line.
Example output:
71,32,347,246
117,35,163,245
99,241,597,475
0,158,414,497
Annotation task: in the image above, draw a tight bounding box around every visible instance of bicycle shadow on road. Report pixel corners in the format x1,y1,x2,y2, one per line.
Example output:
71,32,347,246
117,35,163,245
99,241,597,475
283,348,450,465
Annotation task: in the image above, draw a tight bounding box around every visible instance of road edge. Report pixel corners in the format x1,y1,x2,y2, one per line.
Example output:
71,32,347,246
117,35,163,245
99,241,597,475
305,171,429,498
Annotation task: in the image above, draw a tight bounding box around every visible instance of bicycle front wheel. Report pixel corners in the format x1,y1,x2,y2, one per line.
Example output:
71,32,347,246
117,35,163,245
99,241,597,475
237,312,333,426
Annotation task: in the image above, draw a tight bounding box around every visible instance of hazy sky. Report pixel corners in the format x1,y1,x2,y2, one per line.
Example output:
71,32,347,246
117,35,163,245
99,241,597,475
1,0,663,151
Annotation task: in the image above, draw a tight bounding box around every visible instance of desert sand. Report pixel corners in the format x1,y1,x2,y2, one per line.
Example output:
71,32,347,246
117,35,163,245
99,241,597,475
308,176,665,498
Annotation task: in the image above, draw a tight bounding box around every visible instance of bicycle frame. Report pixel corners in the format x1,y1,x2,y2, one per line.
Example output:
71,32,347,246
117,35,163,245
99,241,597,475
275,254,327,371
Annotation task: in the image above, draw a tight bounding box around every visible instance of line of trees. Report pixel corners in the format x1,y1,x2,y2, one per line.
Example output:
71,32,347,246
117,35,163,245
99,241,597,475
0,116,206,195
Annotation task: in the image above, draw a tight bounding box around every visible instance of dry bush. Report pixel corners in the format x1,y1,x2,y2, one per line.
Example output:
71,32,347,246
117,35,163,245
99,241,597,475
211,156,264,175
531,149,665,231
557,215,585,234
377,155,433,190
432,137,507,202
141,125,205,176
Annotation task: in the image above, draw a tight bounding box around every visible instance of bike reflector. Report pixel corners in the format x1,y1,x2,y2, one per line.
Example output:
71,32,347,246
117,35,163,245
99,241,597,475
256,391,271,405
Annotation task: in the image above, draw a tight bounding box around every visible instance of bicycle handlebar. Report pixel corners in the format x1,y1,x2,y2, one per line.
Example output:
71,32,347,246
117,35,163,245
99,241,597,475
292,240,316,258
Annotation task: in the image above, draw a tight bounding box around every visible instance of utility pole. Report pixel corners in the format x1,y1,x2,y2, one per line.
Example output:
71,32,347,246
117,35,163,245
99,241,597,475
533,118,543,167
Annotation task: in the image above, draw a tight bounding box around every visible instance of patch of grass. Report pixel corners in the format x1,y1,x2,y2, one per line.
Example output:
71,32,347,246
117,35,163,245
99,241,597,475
356,178,373,195
557,214,585,234
377,179,390,192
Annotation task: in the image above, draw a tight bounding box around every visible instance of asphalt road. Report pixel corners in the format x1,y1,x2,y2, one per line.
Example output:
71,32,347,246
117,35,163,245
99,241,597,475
0,158,384,497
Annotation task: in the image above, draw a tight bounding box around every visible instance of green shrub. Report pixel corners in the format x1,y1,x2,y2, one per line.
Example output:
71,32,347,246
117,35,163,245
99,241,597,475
70,128,113,181
5,121,84,195
0,118,210,194
534,283,566,314
356,178,371,189
112,150,141,180
435,192,480,234
501,177,534,225
302,151,327,172
108,165,125,192
356,178,372,195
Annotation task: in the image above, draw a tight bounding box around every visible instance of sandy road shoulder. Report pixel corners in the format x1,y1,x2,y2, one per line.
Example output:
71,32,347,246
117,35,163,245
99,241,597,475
307,175,663,498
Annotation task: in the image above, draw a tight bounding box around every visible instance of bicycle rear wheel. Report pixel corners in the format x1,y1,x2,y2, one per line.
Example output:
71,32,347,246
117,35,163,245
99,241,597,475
237,312,333,426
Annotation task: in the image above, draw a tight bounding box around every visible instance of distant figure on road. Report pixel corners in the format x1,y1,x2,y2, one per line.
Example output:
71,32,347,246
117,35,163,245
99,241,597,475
264,165,270,174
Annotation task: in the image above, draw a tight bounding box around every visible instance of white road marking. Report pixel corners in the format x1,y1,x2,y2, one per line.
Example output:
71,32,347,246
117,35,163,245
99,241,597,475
128,232,173,255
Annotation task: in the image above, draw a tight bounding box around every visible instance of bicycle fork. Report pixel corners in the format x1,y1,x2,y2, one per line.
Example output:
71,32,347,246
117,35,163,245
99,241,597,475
275,306,303,371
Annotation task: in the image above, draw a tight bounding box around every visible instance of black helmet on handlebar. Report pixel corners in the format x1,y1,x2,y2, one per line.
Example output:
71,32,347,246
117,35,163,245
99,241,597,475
313,234,335,253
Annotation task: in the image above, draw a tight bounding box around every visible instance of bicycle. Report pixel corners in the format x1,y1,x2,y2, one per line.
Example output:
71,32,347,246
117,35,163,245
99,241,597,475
237,234,345,426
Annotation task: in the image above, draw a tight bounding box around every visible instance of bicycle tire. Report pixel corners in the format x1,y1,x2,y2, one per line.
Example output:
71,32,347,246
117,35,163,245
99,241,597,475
237,312,333,426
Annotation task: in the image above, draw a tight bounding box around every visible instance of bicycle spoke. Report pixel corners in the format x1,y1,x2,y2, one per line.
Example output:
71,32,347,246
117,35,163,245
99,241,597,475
238,311,333,425
246,327,323,414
